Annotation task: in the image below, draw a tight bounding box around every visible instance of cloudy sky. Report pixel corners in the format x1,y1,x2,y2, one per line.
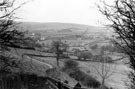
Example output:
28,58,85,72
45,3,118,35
16,0,114,26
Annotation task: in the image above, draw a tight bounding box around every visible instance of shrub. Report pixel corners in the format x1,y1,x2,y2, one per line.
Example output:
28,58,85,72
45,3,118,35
62,59,79,76
62,59,79,70
82,74,101,88
69,70,101,88
69,69,85,81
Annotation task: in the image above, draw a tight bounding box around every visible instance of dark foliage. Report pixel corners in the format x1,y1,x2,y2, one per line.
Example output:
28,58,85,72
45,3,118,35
0,73,71,89
81,74,100,88
63,60,79,70
0,0,35,74
0,1,39,89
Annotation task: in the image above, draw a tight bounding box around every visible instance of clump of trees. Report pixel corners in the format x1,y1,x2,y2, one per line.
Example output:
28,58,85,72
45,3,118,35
77,51,93,60
62,60,101,88
76,50,113,63
98,0,135,88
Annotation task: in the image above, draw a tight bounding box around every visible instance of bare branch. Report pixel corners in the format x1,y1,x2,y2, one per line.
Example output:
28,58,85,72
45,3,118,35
98,0,135,88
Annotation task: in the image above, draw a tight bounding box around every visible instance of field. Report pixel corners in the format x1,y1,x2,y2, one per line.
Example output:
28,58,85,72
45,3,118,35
9,37,132,89
10,48,77,87
9,49,51,76
14,22,130,89
78,61,130,89
30,54,130,89
10,39,131,89
22,50,130,89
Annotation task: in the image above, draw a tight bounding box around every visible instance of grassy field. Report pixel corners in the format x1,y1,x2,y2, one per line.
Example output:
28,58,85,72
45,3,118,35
10,48,77,87
29,53,130,89
33,55,130,89
78,61,130,89
8,51,51,76
10,48,130,89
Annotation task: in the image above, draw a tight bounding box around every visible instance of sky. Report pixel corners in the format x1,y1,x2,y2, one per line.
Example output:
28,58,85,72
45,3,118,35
16,0,114,26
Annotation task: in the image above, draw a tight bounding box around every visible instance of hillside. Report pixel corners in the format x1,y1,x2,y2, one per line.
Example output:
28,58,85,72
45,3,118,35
19,22,109,33
10,48,77,87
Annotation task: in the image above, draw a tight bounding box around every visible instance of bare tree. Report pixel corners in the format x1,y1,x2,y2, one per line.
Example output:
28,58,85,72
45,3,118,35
92,49,116,89
0,0,30,70
51,40,68,67
98,0,135,88
94,60,116,89
0,0,31,89
92,58,116,89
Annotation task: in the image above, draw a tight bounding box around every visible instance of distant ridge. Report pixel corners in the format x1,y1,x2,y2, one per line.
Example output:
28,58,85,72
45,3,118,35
19,22,108,33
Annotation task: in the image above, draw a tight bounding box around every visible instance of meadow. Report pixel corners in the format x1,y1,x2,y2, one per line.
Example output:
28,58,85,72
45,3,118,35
14,47,129,89
32,54,130,89
13,22,130,89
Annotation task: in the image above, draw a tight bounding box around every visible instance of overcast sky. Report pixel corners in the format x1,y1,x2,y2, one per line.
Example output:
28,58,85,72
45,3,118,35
16,0,114,26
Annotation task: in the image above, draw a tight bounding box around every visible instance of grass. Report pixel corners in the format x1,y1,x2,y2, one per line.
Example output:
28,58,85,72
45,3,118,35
10,48,130,89
33,55,130,89
8,52,51,76
78,61,130,89
10,48,77,87
10,48,54,56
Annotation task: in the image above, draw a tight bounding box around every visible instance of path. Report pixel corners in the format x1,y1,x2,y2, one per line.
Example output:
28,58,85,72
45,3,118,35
26,55,53,69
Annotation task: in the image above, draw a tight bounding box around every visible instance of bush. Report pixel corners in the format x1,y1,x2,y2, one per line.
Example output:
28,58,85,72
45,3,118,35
62,59,79,75
62,59,79,70
69,69,85,81
82,74,101,88
69,69,100,88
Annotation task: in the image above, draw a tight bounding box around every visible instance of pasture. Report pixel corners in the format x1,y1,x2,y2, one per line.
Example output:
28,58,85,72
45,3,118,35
10,47,130,89
31,54,130,89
